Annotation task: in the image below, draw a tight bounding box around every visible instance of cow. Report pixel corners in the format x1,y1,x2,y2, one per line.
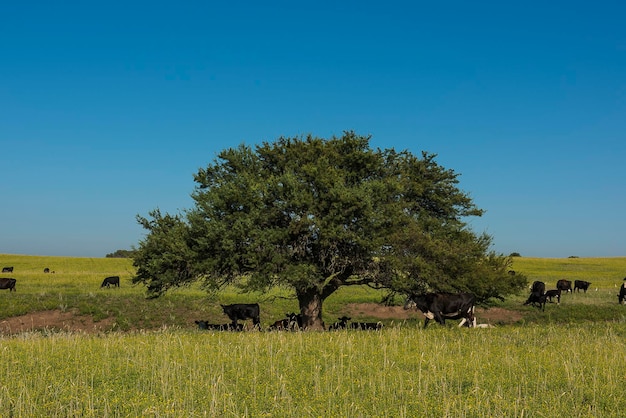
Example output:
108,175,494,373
43,267,50,273
530,280,546,295
574,280,591,293
404,292,476,328
618,279,626,304
556,279,572,293
328,316,351,330
101,276,120,288
221,303,261,328
350,321,384,330
268,318,289,331
268,313,301,331
524,281,546,311
544,289,561,304
0,278,16,292
2,267,13,273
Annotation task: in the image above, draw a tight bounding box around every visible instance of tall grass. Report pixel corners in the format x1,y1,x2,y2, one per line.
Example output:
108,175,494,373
2,254,626,416
1,324,626,416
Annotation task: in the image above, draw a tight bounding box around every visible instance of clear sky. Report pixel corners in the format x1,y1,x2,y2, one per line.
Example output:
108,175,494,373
1,1,625,258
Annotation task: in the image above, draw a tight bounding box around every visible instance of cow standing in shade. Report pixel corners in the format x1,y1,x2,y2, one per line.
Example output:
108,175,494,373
221,303,261,328
404,292,476,328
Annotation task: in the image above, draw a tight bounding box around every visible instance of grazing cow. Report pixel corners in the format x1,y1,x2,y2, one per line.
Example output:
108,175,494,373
524,281,546,311
544,289,561,304
556,279,572,293
328,316,351,330
618,279,626,304
404,292,476,328
0,278,16,292
195,320,243,331
101,276,120,288
43,267,50,273
2,267,13,273
221,303,261,327
350,321,384,330
574,280,591,293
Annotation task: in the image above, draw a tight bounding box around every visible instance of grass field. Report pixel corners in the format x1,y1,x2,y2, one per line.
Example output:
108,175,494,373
1,254,626,416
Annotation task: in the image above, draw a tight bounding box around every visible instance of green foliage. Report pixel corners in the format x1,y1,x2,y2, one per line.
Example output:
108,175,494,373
132,209,196,297
133,132,523,324
105,249,136,258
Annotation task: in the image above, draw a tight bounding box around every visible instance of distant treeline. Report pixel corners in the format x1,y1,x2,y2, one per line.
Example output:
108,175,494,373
105,249,137,258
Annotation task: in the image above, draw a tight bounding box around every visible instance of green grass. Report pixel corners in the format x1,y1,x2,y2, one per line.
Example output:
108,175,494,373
3,254,626,416
2,324,626,416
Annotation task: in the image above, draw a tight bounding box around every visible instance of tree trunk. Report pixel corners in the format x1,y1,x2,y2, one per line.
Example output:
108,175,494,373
297,287,326,330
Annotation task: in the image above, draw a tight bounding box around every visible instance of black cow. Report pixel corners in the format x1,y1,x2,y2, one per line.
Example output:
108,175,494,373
525,293,546,311
43,267,50,273
2,267,13,273
221,303,261,327
0,278,16,292
574,280,591,293
404,292,476,328
544,289,561,304
101,276,120,288
556,279,572,293
328,316,351,330
618,279,626,304
530,280,546,295
524,281,546,310
350,321,384,330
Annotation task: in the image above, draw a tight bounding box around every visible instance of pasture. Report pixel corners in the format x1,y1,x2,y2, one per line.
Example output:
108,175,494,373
1,254,626,416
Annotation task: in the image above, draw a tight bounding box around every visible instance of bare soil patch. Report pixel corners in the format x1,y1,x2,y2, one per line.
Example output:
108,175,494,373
343,303,524,325
0,310,115,335
0,304,524,335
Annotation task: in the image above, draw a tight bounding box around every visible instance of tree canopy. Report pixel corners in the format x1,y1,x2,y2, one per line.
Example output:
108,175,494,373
132,132,526,329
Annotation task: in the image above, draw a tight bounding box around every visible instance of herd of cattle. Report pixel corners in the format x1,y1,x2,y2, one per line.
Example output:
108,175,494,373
3,265,626,331
0,266,121,291
197,293,476,332
195,304,387,332
523,279,597,311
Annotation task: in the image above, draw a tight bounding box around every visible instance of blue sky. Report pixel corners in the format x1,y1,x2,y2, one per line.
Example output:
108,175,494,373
1,1,625,258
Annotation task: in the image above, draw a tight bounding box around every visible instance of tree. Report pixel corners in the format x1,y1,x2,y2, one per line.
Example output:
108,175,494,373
105,249,137,258
132,132,526,329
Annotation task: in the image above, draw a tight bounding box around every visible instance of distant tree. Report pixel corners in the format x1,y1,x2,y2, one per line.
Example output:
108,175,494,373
132,132,526,329
106,249,137,258
509,252,521,257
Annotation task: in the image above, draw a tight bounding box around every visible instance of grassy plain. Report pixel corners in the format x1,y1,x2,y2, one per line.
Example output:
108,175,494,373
1,254,626,416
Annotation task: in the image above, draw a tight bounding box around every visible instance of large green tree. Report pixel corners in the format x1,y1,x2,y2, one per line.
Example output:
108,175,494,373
133,132,526,329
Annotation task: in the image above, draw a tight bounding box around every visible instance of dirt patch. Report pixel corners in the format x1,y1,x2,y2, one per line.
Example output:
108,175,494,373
343,303,524,325
0,310,115,335
475,307,524,325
